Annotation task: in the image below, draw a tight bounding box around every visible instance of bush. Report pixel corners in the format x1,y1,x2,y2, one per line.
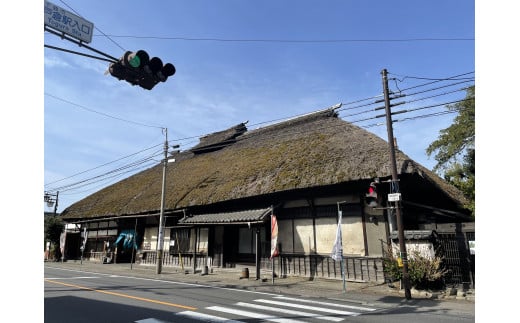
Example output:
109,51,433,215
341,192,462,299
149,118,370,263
383,248,449,290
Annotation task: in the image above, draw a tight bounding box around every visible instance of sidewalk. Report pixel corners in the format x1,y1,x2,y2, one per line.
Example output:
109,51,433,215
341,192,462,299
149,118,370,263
44,260,474,307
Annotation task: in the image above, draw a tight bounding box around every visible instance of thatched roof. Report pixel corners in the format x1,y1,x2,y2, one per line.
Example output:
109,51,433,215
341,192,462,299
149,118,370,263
61,106,467,220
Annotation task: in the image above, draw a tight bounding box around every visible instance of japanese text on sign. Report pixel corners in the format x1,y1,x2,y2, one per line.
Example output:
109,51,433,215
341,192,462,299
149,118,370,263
44,0,94,43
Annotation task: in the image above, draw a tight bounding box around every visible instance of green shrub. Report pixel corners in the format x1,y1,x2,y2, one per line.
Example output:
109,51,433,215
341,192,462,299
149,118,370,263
383,248,449,290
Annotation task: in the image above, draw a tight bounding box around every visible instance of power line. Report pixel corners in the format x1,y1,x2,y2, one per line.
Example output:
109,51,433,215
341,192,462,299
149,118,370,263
45,92,165,129
390,71,475,92
58,0,126,52
47,151,162,193
55,160,158,194
46,98,464,202
389,71,475,82
95,35,474,44
45,143,163,187
45,72,473,201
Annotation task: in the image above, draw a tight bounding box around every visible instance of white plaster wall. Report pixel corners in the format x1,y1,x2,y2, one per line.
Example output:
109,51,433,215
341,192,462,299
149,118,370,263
142,227,170,251
278,219,294,253
315,217,337,254
293,218,315,253
343,215,364,255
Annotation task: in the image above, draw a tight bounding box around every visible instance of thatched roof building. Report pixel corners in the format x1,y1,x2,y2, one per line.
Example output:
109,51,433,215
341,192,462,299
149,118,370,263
61,106,469,222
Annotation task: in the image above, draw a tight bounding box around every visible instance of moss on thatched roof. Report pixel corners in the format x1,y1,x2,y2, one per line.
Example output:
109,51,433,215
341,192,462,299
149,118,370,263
61,107,466,220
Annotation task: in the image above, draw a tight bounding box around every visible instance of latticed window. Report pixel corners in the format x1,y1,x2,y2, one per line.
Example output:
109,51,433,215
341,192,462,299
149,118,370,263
170,228,191,253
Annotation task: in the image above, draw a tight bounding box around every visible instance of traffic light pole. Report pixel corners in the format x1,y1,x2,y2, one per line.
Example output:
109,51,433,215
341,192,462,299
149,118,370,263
44,26,119,63
381,69,412,300
156,128,169,274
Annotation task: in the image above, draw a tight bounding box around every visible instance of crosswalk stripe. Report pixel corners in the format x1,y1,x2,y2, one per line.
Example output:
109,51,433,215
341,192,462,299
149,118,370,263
255,299,360,316
176,311,245,322
207,305,308,323
236,302,344,322
45,276,100,280
274,296,377,312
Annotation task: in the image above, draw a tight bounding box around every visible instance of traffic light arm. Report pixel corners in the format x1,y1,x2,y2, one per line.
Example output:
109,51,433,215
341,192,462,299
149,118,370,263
45,26,119,63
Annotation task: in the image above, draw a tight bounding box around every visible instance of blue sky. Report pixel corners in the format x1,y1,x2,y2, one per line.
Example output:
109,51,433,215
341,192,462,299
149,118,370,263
39,0,478,213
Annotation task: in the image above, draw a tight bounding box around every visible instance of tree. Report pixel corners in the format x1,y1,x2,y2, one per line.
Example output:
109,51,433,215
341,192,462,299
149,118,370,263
44,215,64,260
426,86,475,216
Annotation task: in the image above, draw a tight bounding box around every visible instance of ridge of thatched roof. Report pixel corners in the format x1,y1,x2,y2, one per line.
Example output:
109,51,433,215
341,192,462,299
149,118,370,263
61,106,467,220
191,122,248,154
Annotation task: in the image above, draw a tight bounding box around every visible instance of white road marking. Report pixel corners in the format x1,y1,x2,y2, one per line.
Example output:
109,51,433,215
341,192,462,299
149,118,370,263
45,266,279,296
255,299,360,316
236,302,344,322
207,305,307,323
44,276,100,280
176,311,245,322
134,319,168,323
274,296,377,312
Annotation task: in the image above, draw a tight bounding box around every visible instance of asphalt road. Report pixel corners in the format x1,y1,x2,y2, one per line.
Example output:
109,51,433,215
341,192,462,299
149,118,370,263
44,266,474,323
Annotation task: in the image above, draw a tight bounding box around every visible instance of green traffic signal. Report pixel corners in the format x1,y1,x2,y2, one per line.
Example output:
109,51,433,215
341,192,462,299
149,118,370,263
128,55,140,68
110,49,175,90
124,50,150,68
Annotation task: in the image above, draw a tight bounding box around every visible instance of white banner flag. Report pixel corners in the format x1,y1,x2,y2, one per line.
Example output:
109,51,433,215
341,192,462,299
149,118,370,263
331,211,343,261
81,227,88,251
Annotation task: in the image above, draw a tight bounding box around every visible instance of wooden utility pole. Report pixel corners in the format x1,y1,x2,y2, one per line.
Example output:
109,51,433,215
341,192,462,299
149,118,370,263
381,68,412,300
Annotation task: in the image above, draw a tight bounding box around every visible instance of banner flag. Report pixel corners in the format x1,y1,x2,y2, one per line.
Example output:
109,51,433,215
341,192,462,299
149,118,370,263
81,227,88,251
270,214,279,259
59,231,67,255
331,210,343,261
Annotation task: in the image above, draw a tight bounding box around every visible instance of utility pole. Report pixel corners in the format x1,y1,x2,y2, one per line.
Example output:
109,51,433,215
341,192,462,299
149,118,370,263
381,68,412,300
156,128,168,274
53,191,59,215
44,191,59,215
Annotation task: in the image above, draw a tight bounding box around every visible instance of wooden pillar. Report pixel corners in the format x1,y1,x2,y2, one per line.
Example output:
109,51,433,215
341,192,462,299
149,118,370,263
255,227,261,279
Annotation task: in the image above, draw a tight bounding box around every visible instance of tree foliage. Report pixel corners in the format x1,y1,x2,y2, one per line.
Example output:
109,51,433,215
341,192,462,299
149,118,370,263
44,215,64,245
44,215,65,260
426,86,475,216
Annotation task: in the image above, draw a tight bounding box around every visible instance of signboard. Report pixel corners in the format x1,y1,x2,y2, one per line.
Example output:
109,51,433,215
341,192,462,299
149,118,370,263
468,240,475,255
388,193,402,202
44,0,94,43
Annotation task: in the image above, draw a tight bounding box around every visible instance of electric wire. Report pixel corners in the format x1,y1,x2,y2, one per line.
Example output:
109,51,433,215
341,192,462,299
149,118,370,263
339,84,472,120
47,151,162,193
58,0,126,52
47,102,461,200
45,143,163,187
56,161,157,194
45,92,165,129
45,71,473,204
96,35,474,43
50,88,468,183
389,71,474,92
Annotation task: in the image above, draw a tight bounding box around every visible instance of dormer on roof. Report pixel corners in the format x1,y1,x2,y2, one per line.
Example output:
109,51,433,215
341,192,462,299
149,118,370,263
191,122,248,154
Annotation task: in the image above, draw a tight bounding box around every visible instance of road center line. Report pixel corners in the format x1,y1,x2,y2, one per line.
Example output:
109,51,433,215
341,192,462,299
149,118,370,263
44,279,197,311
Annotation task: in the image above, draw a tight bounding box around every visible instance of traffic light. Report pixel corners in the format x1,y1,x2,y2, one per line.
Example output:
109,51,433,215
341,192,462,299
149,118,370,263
366,181,379,208
108,50,176,90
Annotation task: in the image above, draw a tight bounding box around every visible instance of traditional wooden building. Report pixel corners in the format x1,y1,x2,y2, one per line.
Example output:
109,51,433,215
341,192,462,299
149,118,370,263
60,106,471,283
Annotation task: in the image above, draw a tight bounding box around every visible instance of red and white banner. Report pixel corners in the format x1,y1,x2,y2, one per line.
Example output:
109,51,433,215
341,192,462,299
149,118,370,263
270,214,279,259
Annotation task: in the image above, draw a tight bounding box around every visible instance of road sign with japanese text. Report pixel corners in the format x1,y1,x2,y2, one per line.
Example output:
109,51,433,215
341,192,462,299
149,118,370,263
44,0,94,43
